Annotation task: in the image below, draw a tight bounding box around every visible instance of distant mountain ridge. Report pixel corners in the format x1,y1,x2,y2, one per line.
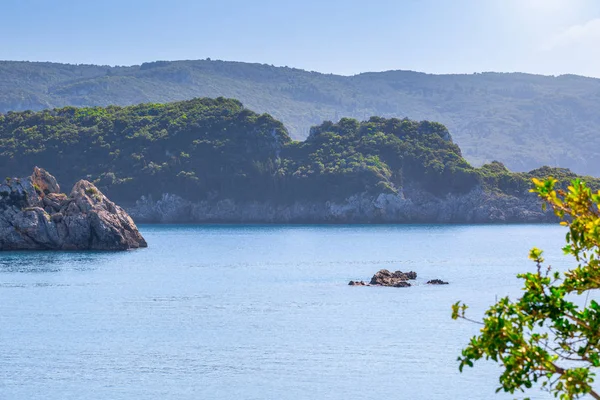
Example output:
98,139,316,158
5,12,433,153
1,59,600,175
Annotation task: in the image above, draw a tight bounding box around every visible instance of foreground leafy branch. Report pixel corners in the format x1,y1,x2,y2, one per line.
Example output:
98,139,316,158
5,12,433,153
452,178,600,399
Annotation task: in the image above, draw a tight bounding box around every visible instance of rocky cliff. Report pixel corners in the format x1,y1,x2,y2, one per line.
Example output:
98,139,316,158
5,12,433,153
127,186,554,224
0,168,147,250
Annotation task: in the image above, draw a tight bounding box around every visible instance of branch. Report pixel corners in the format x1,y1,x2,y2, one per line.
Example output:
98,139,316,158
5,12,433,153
455,315,484,326
550,362,600,400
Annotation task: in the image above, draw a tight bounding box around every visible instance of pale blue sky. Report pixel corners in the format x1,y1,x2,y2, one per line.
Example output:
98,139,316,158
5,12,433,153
1,0,600,77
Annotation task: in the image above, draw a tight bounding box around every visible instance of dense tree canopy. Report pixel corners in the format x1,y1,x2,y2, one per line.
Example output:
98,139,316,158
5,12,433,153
1,60,600,175
0,98,290,200
0,98,597,204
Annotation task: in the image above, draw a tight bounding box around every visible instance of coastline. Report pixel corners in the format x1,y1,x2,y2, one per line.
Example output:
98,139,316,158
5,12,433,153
125,187,556,224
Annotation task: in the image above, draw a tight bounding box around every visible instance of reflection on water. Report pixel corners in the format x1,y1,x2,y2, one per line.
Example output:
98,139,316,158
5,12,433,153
0,251,129,273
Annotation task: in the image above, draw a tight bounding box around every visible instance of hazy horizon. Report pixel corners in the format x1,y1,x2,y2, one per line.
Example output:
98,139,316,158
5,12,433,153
3,57,600,80
2,0,600,78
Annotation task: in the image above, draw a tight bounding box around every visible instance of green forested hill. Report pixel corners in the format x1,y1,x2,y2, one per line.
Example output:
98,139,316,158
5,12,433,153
1,60,600,175
0,98,596,204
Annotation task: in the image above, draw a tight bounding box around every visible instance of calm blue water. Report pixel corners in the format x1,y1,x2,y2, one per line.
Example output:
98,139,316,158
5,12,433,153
0,224,573,400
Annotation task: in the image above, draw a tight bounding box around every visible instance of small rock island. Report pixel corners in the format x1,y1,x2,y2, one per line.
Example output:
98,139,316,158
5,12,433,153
0,167,147,250
349,269,448,287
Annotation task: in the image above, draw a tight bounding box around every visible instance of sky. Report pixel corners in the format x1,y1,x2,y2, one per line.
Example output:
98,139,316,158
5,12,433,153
1,0,599,77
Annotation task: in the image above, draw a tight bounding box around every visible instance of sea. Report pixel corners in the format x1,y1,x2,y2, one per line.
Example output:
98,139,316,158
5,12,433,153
0,224,574,399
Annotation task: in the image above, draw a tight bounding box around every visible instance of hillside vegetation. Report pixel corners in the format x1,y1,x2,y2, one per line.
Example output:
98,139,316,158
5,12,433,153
1,60,600,175
0,98,597,204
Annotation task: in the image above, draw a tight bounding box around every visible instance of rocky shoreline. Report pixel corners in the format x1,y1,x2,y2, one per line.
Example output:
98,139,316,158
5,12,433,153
0,168,146,250
126,186,554,224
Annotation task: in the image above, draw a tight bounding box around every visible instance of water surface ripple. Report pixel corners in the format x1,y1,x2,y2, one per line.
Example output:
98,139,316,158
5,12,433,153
0,224,570,399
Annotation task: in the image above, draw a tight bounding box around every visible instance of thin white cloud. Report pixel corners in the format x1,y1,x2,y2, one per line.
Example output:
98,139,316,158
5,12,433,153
511,0,591,20
521,0,575,12
529,17,600,78
542,18,600,50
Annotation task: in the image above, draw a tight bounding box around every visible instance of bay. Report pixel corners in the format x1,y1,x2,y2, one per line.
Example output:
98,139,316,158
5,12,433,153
0,224,571,399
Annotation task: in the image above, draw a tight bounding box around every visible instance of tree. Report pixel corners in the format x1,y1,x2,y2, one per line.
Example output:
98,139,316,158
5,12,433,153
452,177,600,399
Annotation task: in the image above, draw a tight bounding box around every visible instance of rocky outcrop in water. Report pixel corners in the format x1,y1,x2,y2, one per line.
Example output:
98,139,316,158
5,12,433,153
369,269,416,287
0,168,147,250
427,279,449,285
350,269,448,288
127,186,553,224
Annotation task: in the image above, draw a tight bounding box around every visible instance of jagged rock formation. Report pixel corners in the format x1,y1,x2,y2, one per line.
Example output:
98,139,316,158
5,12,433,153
350,269,448,288
0,168,147,250
127,187,554,224
370,269,416,287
